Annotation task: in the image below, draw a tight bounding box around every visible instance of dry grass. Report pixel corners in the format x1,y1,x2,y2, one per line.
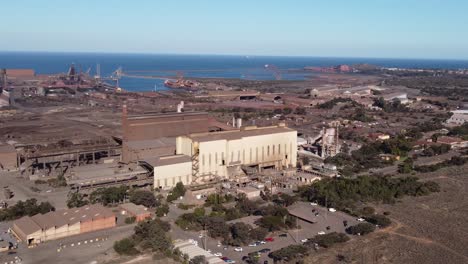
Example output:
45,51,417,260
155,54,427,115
304,164,468,264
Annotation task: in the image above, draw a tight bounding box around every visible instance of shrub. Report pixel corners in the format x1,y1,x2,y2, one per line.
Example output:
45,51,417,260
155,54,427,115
308,232,349,248
268,245,309,262
366,214,391,227
346,223,375,235
114,238,138,255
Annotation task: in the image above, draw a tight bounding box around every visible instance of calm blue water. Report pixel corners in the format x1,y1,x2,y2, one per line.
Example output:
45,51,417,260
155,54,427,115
1,52,468,92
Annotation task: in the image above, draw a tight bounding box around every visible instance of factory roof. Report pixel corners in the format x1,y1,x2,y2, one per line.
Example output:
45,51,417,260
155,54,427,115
0,144,15,154
119,203,150,216
125,138,175,150
187,125,295,142
5,69,35,78
174,240,224,264
67,162,147,185
13,204,114,235
13,216,41,235
144,155,192,167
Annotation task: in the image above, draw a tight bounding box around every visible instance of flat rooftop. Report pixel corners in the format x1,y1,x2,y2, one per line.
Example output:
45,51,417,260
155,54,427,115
174,240,224,264
125,137,175,150
119,203,150,216
187,125,295,142
143,155,191,168
67,162,147,185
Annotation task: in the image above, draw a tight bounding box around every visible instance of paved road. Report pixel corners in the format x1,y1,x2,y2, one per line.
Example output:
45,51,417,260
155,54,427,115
11,224,135,264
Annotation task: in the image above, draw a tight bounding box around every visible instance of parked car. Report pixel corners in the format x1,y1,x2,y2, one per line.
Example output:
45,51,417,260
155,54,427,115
328,208,336,212
265,237,274,242
357,218,365,222
317,231,326,235
264,261,269,264
326,226,331,230
260,248,271,254
301,238,308,243
257,240,267,244
214,252,222,257
310,202,317,206
279,233,288,237
234,247,243,252
248,243,257,247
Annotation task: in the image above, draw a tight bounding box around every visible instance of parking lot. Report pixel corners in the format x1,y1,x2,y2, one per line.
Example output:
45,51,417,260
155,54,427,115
168,202,361,264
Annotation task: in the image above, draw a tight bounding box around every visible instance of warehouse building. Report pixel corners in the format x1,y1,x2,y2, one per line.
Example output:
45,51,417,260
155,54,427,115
11,204,116,245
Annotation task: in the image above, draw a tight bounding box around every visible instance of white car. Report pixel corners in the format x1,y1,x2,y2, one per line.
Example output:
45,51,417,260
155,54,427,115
310,202,317,206
214,252,222,257
248,243,257,247
257,241,266,244
234,247,243,252
357,218,365,222
328,208,336,212
317,231,326,235
301,238,308,243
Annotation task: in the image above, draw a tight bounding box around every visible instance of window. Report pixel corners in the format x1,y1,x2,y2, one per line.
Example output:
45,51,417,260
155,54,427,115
278,144,281,154
215,152,218,164
209,153,211,166
237,151,240,161
231,152,234,162
202,154,205,166
273,145,275,155
267,146,270,156
256,147,259,162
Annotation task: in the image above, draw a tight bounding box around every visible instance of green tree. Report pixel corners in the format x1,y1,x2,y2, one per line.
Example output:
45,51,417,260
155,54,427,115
156,203,170,217
66,192,88,208
129,190,159,208
113,238,138,255
133,219,172,252
167,182,186,202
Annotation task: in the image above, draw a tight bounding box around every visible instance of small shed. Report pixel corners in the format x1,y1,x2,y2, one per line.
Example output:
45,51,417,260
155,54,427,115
119,203,151,222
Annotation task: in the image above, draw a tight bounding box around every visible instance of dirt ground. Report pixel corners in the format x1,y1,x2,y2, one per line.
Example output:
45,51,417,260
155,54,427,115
304,164,468,264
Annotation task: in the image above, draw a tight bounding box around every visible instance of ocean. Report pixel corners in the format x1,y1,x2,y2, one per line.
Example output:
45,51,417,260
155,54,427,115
1,52,468,92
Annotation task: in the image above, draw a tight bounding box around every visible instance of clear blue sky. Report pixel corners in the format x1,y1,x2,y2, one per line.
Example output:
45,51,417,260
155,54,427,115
2,0,468,59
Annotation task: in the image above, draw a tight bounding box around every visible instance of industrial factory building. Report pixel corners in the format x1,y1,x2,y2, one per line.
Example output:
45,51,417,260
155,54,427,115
155,123,298,187
120,106,298,189
11,204,116,245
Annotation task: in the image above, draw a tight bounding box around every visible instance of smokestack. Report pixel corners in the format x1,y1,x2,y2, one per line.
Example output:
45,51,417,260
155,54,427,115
122,104,128,141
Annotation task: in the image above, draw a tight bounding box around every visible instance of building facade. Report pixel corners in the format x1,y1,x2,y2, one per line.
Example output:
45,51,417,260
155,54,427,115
176,124,297,184
11,204,116,245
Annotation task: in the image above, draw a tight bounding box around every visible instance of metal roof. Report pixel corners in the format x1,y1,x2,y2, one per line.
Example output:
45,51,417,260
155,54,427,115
13,204,115,235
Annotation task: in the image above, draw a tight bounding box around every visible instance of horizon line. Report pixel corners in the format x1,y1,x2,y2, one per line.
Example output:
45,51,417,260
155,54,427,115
1,50,468,62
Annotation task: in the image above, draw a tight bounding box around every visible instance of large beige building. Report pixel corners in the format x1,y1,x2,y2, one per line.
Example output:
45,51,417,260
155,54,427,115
155,123,298,186
11,204,116,245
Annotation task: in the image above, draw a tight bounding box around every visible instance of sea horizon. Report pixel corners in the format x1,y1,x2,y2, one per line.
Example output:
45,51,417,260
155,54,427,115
2,51,468,91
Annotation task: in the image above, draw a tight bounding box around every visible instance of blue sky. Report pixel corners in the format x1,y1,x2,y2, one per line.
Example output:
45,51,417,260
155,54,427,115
2,0,468,59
